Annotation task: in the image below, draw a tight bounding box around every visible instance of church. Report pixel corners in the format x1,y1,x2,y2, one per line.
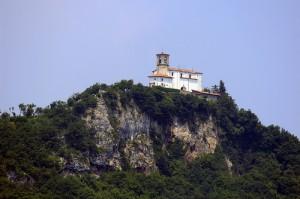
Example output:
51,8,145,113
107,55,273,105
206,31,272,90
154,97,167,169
148,52,220,100
149,52,203,92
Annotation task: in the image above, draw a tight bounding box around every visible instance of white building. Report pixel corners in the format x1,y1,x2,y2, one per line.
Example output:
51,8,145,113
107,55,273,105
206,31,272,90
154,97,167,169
149,52,203,92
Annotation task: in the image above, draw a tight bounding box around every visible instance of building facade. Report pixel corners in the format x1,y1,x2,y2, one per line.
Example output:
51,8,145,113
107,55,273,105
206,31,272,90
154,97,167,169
149,52,203,92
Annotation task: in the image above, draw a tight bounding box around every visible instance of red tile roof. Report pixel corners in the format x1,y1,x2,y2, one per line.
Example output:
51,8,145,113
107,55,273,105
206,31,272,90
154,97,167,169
148,73,173,78
180,77,198,80
192,90,220,96
169,67,202,74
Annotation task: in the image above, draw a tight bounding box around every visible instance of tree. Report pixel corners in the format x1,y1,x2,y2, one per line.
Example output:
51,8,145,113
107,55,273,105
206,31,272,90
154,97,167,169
19,103,26,116
211,85,219,93
26,104,36,116
1,112,10,119
9,107,16,117
73,101,87,115
18,103,36,117
35,107,43,115
114,80,134,91
219,80,226,94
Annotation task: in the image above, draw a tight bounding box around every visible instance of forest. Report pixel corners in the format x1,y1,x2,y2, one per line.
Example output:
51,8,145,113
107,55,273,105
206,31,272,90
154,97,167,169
0,80,299,199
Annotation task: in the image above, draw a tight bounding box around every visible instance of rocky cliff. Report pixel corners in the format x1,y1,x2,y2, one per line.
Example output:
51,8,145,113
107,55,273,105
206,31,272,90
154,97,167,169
2,81,299,198
63,91,219,174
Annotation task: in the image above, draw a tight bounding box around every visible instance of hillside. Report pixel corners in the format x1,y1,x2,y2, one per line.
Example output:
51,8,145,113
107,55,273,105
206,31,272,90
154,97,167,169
0,80,299,199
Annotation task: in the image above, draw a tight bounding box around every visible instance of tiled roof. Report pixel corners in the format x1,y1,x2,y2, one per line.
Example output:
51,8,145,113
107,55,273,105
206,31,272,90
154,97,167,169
148,73,173,78
180,76,198,80
192,90,220,96
169,67,202,74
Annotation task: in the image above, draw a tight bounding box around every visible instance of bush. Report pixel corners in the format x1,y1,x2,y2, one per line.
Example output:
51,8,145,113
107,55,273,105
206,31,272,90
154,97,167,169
65,121,96,152
73,101,87,115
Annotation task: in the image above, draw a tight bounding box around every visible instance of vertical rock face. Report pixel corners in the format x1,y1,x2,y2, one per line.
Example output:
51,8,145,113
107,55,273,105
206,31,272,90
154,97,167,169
83,95,157,173
66,94,219,174
118,104,151,141
118,104,157,173
85,97,122,170
123,134,157,174
171,117,218,162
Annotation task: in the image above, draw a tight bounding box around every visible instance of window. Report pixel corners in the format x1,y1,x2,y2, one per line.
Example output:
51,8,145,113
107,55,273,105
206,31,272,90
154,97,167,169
189,74,191,78
154,78,156,80
171,72,174,76
161,78,163,81
180,73,183,78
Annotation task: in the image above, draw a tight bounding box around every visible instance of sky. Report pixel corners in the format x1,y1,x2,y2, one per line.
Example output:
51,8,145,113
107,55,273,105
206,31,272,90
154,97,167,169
0,0,299,137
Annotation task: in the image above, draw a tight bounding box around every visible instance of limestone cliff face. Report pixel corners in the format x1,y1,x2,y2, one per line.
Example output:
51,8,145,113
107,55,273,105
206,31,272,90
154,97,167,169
171,117,218,162
64,93,219,174
85,97,122,171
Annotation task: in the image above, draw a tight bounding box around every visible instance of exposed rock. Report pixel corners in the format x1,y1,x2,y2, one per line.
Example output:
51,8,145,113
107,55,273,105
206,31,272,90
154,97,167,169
64,94,220,174
7,171,35,185
63,155,90,174
84,96,122,170
90,151,122,171
123,134,157,174
82,95,157,172
225,156,233,175
118,104,151,141
117,104,156,172
171,117,218,162
7,171,17,182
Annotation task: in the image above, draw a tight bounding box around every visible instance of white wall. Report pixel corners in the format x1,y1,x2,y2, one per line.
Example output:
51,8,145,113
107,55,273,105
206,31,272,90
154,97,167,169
167,71,202,91
149,70,203,92
149,77,173,88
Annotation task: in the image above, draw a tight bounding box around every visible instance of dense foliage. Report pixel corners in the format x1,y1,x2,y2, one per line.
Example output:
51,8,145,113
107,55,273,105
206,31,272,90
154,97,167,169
0,80,299,199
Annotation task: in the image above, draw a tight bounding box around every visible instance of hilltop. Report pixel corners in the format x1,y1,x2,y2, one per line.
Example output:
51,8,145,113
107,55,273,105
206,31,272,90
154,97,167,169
0,80,299,199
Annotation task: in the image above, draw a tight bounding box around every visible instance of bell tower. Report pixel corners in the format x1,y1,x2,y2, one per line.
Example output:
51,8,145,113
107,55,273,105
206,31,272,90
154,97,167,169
156,52,169,75
156,52,169,66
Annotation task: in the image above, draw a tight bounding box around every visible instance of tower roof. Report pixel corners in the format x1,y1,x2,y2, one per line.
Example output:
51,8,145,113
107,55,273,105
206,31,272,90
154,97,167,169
156,52,169,56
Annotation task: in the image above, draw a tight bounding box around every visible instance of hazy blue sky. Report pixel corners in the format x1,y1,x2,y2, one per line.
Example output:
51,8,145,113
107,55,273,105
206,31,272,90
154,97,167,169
0,0,299,137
